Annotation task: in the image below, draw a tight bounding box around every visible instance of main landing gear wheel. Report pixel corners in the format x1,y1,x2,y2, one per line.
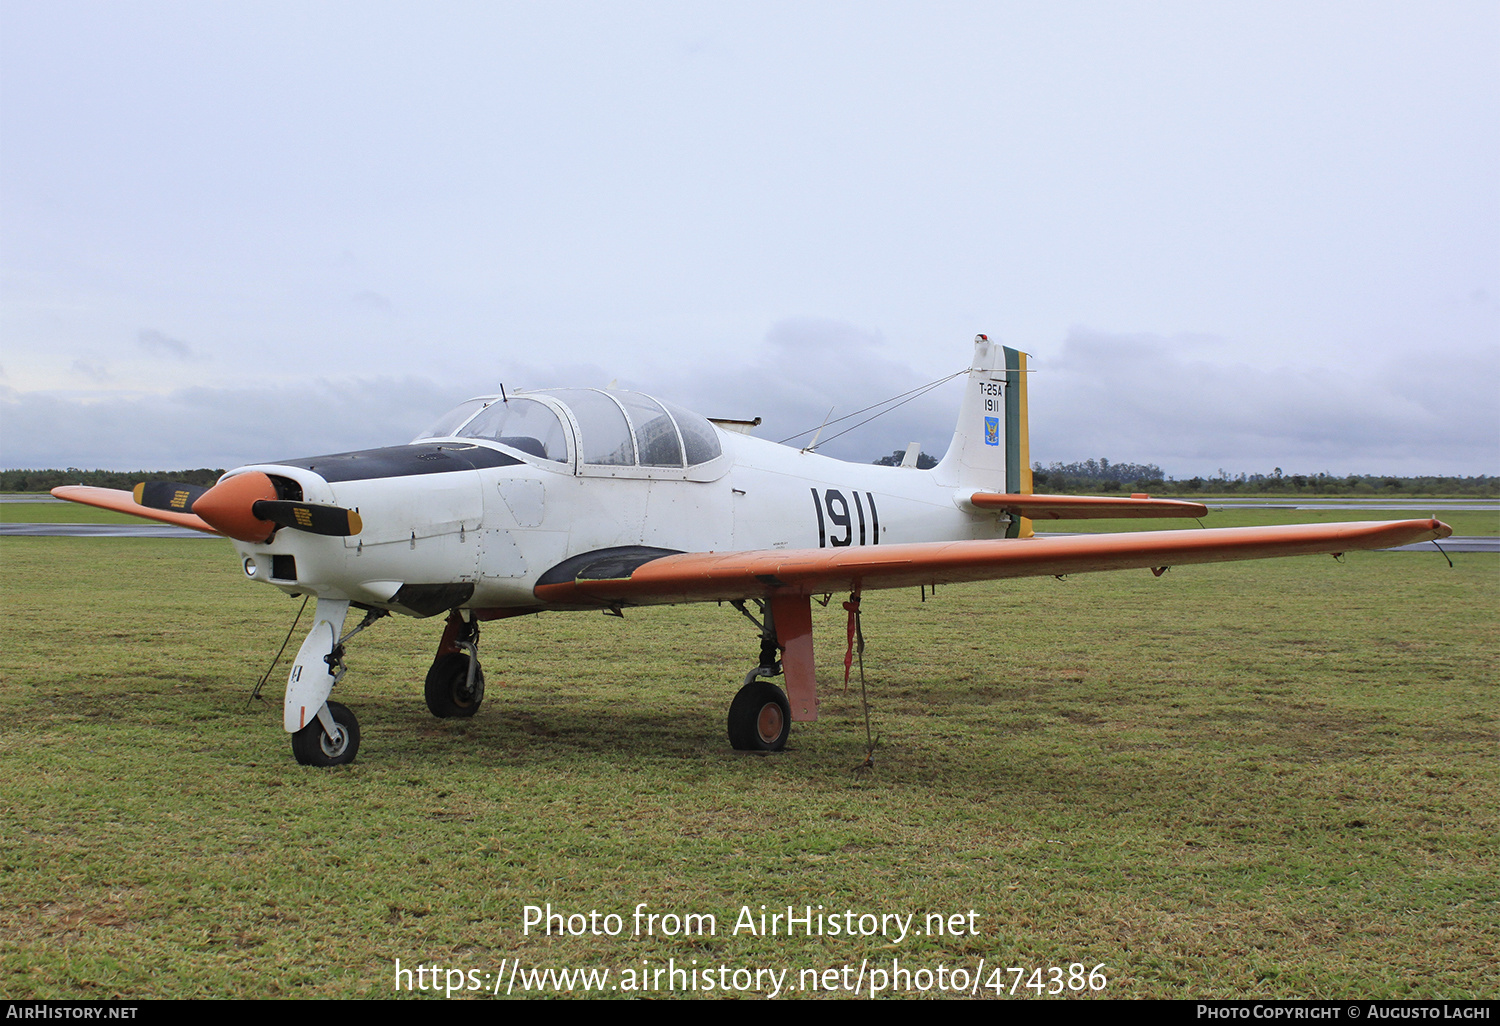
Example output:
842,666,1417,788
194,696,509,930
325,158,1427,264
291,700,361,767
728,680,791,752
425,651,485,718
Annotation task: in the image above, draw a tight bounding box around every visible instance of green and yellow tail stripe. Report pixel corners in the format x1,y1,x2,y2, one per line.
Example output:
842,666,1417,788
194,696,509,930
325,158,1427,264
1003,346,1033,538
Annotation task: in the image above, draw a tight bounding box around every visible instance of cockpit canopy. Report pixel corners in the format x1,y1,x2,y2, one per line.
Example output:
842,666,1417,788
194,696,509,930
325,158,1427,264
415,388,723,469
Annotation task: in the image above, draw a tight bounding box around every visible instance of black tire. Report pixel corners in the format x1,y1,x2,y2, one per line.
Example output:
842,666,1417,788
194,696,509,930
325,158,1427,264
291,700,361,766
425,651,485,718
727,680,791,752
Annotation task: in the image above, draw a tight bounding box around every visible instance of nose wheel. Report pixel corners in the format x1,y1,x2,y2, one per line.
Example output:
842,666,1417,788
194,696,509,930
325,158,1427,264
728,679,790,752
291,700,361,766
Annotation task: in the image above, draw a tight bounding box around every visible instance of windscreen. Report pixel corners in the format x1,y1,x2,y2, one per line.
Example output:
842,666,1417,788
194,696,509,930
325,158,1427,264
457,397,569,462
414,399,487,440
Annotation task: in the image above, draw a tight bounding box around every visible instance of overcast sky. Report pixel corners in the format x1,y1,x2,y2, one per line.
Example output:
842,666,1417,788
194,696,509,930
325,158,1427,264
2,1,1496,477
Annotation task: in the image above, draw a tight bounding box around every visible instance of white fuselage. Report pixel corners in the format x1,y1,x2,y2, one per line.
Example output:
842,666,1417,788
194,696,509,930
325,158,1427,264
224,428,1003,614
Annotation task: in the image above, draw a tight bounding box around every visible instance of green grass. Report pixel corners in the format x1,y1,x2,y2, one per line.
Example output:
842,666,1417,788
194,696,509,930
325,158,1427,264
1,501,145,525
0,536,1495,999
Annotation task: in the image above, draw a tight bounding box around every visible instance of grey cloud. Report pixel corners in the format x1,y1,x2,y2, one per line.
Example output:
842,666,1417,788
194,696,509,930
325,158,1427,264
137,329,195,360
69,360,112,382
0,377,475,471
629,319,965,464
1030,328,1500,477
5,326,1493,477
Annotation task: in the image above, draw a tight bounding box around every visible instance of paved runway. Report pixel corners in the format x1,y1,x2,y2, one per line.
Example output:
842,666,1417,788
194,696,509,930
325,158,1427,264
1206,498,1496,512
1,523,214,538
1378,537,1497,553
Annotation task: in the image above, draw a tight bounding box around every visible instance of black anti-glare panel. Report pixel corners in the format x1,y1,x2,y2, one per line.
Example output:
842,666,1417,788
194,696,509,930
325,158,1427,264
270,444,521,482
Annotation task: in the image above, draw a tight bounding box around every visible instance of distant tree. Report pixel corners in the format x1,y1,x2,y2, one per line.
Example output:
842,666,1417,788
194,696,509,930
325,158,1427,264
1031,457,1164,493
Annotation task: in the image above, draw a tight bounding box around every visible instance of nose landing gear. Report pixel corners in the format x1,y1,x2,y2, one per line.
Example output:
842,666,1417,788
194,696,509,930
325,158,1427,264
285,600,385,767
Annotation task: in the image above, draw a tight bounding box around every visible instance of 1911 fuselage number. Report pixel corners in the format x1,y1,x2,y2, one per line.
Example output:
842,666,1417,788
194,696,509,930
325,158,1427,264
811,489,880,547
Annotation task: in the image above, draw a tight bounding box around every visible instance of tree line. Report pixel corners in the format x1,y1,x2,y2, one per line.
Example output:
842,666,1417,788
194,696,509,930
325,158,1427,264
4,460,1495,497
0,468,226,493
865,454,1495,496
1030,459,1496,497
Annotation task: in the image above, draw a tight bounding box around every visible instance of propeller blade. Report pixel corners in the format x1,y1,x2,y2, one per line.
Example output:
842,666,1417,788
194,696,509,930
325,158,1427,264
251,500,363,537
133,480,209,513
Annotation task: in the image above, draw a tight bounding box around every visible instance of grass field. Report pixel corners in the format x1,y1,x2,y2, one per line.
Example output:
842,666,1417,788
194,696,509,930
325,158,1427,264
0,501,154,525
1,528,1495,999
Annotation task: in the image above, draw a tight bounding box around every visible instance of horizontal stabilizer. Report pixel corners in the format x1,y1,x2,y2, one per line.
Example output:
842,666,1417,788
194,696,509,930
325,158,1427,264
971,492,1208,519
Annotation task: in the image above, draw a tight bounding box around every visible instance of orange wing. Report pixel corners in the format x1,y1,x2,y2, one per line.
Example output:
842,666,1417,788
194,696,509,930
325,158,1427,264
51,486,219,534
970,492,1209,519
534,519,1452,607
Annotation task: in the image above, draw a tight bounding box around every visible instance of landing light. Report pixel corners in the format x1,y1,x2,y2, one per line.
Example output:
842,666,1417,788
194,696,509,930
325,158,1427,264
244,557,258,578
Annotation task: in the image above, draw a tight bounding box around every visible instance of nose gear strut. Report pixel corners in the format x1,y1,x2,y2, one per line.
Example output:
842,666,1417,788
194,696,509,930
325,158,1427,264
285,600,388,766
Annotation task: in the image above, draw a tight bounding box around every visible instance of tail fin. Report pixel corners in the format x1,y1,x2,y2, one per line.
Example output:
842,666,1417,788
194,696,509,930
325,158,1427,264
932,338,1028,473
933,335,1033,537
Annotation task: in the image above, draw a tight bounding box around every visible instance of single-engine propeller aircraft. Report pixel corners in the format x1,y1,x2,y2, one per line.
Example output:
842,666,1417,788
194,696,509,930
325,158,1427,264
55,336,1452,766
